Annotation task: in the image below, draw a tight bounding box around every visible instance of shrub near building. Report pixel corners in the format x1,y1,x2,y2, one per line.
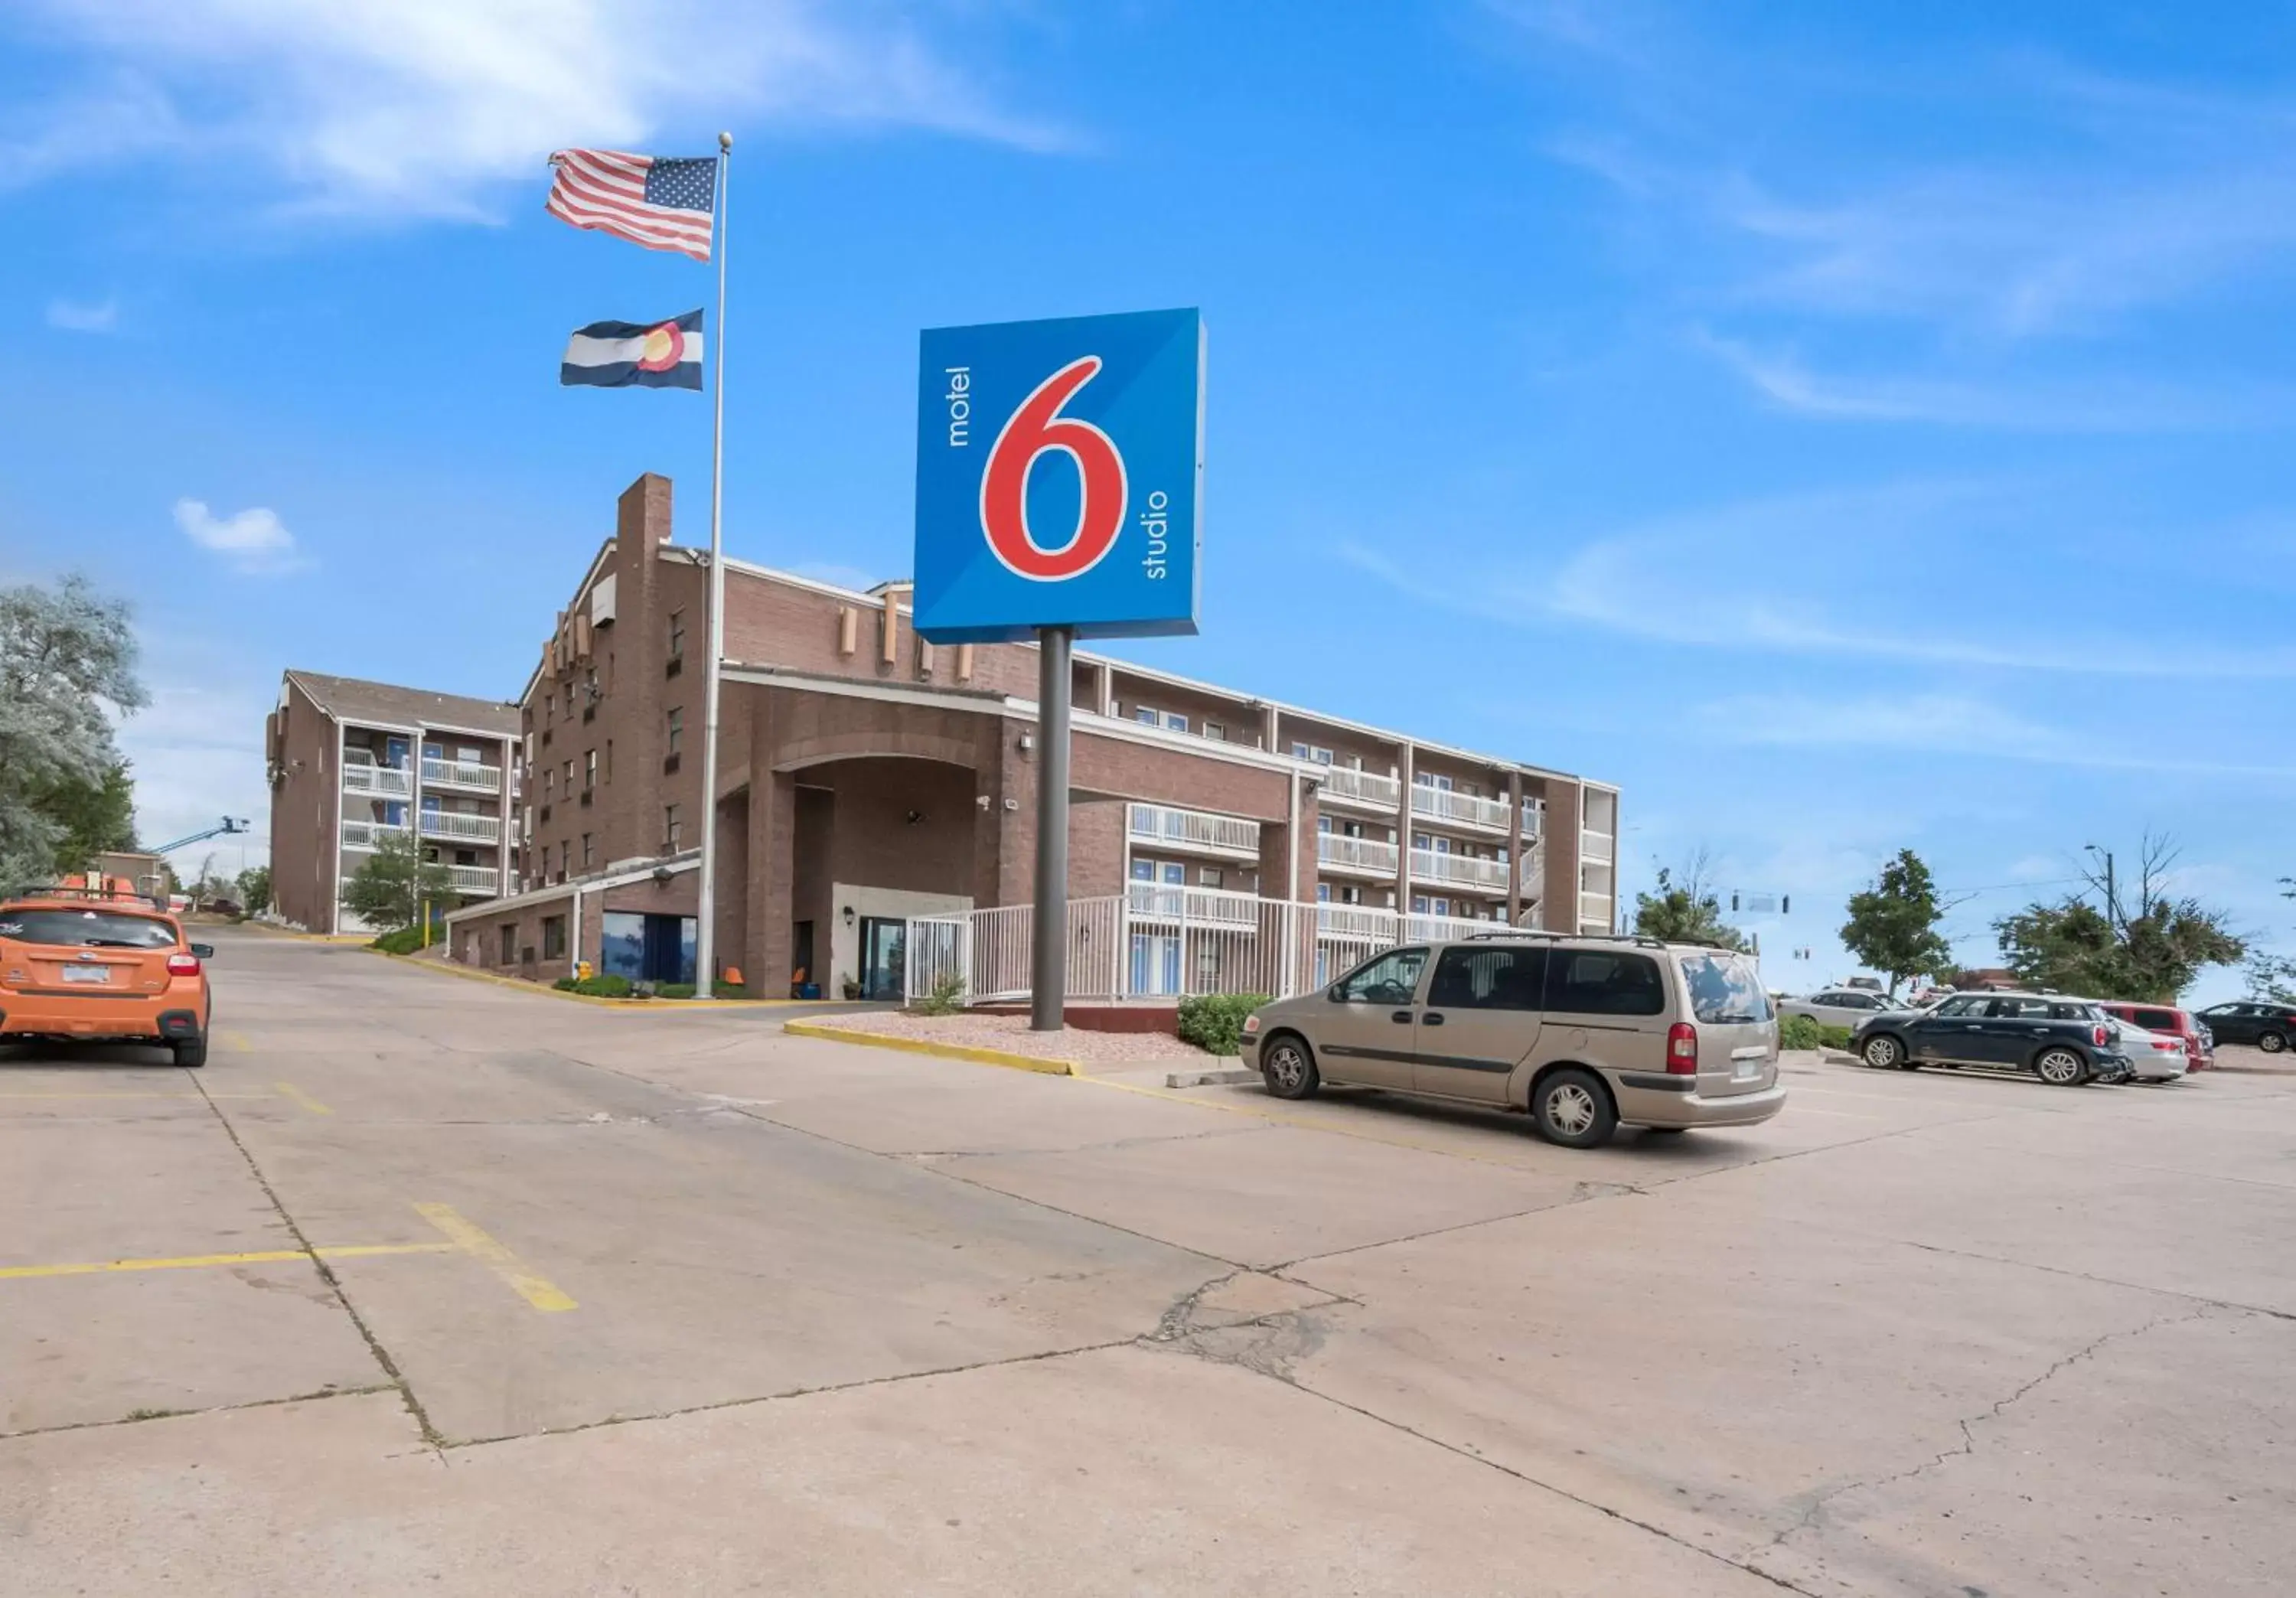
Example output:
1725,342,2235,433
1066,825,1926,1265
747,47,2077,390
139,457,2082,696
1178,993,1269,1055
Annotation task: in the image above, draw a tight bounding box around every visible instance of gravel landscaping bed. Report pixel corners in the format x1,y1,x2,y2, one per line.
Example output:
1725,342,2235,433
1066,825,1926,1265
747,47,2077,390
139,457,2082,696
798,1009,1221,1064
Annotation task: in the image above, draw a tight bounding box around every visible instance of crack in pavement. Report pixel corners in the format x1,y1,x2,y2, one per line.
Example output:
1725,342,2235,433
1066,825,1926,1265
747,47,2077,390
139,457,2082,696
1769,1303,2223,1550
0,1384,396,1445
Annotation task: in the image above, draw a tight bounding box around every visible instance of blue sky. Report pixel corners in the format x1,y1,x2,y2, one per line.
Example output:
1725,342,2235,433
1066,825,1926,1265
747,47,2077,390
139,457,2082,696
2,0,2290,996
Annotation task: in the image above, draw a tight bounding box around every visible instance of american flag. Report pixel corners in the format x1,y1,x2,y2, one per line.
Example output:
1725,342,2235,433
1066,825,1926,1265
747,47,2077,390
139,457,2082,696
546,149,716,261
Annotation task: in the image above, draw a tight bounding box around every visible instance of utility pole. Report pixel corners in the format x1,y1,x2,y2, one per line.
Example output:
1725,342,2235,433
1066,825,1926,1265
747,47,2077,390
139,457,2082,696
2086,844,2117,931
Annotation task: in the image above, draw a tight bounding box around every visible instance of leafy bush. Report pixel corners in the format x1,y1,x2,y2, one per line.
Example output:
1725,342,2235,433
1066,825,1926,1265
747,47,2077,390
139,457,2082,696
1818,1022,1854,1051
915,971,966,1016
1177,993,1269,1055
370,925,443,956
550,973,635,998
1778,1014,1856,1052
657,983,696,1000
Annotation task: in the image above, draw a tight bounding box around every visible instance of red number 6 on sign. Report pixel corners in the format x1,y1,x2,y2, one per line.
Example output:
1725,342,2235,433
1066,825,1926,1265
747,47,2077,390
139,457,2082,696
979,357,1129,582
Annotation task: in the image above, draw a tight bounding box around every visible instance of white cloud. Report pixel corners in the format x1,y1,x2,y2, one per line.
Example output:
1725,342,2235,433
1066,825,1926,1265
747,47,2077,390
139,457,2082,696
173,497,308,575
45,296,119,332
1689,328,2286,432
1340,480,2296,680
6,0,1072,219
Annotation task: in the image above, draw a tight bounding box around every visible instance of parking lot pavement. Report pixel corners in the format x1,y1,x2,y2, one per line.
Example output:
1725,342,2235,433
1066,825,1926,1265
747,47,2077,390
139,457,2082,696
3,928,2291,1595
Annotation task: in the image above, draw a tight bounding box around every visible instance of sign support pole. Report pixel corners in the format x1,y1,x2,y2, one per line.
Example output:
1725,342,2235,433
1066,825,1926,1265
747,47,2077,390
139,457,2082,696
695,131,732,999
1031,625,1073,1031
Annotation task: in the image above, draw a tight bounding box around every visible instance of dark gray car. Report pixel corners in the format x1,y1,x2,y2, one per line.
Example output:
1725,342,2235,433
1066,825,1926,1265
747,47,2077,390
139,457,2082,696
1851,992,2130,1085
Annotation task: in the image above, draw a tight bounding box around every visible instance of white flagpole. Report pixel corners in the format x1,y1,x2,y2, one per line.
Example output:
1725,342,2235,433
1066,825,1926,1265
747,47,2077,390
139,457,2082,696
695,131,731,998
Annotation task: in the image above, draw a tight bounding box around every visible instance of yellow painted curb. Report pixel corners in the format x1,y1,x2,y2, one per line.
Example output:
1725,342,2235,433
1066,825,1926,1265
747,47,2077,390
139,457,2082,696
363,949,808,1009
782,1019,1081,1077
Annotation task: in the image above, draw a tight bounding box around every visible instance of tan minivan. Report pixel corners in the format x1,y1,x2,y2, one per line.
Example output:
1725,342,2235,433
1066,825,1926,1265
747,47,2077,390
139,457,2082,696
1239,933,1785,1147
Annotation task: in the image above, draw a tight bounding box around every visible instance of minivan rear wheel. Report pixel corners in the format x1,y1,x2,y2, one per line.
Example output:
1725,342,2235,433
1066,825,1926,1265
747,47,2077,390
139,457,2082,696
1532,1069,1616,1150
1260,1035,1319,1101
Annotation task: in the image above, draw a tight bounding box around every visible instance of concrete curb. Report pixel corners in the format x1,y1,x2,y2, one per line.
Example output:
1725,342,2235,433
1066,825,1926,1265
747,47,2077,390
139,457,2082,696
1166,1067,1260,1088
781,1019,1081,1076
362,949,804,1010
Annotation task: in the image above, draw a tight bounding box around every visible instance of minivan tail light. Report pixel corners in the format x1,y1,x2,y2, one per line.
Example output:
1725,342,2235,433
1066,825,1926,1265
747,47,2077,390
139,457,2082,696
1666,1022,1698,1075
166,952,201,977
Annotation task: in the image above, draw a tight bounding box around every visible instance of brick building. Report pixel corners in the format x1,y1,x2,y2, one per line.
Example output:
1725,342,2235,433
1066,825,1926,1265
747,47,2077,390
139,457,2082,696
443,474,1619,998
265,672,522,934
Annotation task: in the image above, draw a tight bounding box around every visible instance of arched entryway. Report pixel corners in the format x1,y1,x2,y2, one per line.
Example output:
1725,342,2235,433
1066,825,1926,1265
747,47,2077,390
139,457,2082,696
783,755,979,1000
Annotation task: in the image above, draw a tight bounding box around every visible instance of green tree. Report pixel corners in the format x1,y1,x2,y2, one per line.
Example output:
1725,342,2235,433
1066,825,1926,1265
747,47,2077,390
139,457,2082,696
1994,834,2245,1001
237,865,273,915
1839,849,1955,996
0,576,146,887
342,830,452,933
30,757,138,874
1631,854,1747,951
2247,876,2294,1003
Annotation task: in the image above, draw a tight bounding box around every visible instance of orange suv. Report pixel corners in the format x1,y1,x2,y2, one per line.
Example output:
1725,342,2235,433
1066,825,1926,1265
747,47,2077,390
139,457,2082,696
0,888,214,1067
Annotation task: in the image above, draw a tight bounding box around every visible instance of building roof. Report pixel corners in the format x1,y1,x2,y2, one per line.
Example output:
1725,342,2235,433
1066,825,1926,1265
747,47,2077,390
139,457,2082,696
284,670,520,736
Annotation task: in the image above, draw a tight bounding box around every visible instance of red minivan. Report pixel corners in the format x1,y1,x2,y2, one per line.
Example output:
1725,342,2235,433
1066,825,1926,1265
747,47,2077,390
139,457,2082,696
2095,1001,2213,1072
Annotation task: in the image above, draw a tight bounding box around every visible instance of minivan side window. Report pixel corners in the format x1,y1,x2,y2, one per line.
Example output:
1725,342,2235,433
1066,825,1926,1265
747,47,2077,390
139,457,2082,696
2133,1008,2179,1030
1428,946,1546,1011
1336,947,1428,1006
1547,950,1664,1016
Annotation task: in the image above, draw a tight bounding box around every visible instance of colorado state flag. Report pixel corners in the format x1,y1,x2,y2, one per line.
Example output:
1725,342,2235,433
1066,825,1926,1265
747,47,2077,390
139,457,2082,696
560,309,704,389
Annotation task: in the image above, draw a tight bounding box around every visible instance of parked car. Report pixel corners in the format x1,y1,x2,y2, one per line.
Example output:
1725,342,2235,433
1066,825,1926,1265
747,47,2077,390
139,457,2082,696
0,885,215,1066
1850,992,2130,1086
2193,1000,2296,1055
1779,987,1905,1028
2094,1000,2213,1072
2099,1017,2190,1083
1240,933,1784,1149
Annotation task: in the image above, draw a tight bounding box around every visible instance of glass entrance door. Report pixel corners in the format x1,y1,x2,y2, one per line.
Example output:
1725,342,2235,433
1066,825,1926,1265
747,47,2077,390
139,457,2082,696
859,916,906,1001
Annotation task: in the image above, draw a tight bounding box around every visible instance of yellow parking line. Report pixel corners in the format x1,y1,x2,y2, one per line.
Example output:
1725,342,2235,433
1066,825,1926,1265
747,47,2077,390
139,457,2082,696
0,1241,455,1281
415,1202,578,1313
273,1081,333,1116
222,1031,255,1054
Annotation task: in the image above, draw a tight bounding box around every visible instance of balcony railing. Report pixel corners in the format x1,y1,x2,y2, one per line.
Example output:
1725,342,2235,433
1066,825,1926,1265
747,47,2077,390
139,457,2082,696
1521,804,1544,839
1409,849,1512,891
1410,784,1512,831
422,757,501,793
1127,802,1261,859
419,810,501,844
340,818,411,851
1126,882,1265,925
1579,890,1615,930
1581,830,1616,865
1316,833,1399,875
1317,766,1401,809
342,762,412,797
447,864,501,895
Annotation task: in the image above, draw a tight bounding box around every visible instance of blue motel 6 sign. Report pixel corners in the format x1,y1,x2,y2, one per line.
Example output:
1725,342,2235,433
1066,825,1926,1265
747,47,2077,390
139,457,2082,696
913,308,1204,644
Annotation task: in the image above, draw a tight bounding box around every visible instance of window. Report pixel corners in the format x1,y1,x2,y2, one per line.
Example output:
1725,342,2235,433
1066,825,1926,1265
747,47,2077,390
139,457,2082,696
1548,951,1665,1016
605,739,614,782
1411,895,1430,915
664,804,682,850
561,759,573,794
1203,721,1225,741
668,609,686,659
1429,946,1547,1011
666,707,683,754
1936,995,1986,1016
1316,816,1332,833
499,924,517,964
2133,1008,2180,1031
1336,947,1428,1006
583,750,597,790
0,909,175,948
1291,741,1332,765
1988,997,2056,1020
1199,867,1223,889
556,840,569,876
1342,885,1363,905
1134,705,1159,726
582,833,595,868
1163,712,1189,732
455,849,475,866
1677,953,1771,1022
1316,883,1332,902
541,915,566,960
1130,858,1156,881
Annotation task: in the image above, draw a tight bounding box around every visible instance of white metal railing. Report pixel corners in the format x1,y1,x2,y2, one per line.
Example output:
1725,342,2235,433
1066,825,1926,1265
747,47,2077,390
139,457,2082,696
1580,890,1615,930
422,757,501,793
1316,833,1399,874
447,864,501,895
340,818,411,851
1521,803,1544,839
1127,802,1261,858
343,763,412,797
1318,766,1401,809
902,895,1512,1008
1409,849,1511,890
419,810,501,844
1581,830,1616,865
1411,784,1511,830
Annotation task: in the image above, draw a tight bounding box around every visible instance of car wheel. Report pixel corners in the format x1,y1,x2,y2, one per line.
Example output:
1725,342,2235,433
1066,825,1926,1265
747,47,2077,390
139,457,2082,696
1861,1035,1903,1070
1260,1035,1319,1101
173,1035,207,1070
2262,1031,2289,1055
2033,1047,2087,1087
1532,1068,1617,1150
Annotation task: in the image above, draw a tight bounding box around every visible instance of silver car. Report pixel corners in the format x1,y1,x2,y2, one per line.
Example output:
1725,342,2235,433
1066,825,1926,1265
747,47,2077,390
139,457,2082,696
1239,933,1786,1149
1779,987,1905,1029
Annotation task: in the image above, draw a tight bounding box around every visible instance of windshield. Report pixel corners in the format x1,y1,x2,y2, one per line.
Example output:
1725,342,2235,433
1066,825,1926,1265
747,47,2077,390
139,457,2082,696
1678,952,1773,1023
0,909,178,949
